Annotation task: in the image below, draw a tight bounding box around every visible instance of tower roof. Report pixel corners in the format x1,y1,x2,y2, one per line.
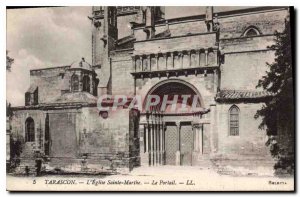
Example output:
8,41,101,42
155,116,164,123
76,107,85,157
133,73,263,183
69,58,93,71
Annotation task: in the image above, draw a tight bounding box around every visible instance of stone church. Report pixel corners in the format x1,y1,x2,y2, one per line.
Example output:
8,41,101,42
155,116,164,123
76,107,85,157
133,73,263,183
7,6,290,175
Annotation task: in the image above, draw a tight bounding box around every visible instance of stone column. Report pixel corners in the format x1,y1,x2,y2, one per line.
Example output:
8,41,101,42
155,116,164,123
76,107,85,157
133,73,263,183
145,125,149,153
153,116,157,166
79,72,83,92
140,56,143,71
149,123,153,166
164,125,167,164
214,49,218,65
188,51,191,67
192,124,198,165
205,49,208,66
175,121,181,166
138,56,143,72
170,52,174,69
210,104,217,153
199,124,203,154
163,53,168,70
89,75,93,94
193,125,199,151
196,50,200,67
132,56,136,72
159,122,163,165
147,55,151,71
156,114,160,166
156,122,159,165
140,124,147,166
213,69,218,93
152,113,156,166
155,54,159,70
160,113,163,165
155,113,160,165
180,52,184,68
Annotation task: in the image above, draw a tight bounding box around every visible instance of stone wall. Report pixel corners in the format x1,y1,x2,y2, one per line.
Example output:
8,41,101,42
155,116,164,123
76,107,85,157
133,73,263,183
10,109,45,146
220,50,275,90
54,106,137,173
10,106,140,174
202,123,211,154
128,109,140,169
30,67,68,104
117,13,142,39
216,103,271,157
134,33,216,54
212,102,275,174
110,50,135,96
10,109,45,175
219,8,287,39
133,8,287,42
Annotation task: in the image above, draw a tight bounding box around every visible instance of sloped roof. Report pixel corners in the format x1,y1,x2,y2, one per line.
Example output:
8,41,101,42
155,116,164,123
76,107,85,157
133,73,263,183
70,58,93,71
153,29,171,39
216,89,273,102
116,35,135,50
26,84,38,93
54,92,98,104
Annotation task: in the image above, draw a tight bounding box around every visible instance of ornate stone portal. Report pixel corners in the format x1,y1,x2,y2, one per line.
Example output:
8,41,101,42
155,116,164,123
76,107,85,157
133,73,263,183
139,80,210,166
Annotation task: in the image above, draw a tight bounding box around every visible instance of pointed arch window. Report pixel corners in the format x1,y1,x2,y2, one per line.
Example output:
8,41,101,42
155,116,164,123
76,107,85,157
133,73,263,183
242,26,261,37
71,74,79,92
25,117,35,142
229,105,239,136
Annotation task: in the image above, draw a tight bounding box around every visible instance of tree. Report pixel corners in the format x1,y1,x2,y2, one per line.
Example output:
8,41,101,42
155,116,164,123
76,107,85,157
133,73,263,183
6,50,14,71
255,16,294,174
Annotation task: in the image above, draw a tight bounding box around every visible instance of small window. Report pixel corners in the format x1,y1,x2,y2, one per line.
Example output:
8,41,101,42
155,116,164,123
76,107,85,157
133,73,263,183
71,74,79,92
229,105,239,136
25,86,38,106
243,27,260,37
25,117,35,142
82,75,90,92
25,92,31,106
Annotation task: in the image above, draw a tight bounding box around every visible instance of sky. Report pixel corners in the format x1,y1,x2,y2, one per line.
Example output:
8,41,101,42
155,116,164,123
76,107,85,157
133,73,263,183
6,6,253,106
7,7,92,106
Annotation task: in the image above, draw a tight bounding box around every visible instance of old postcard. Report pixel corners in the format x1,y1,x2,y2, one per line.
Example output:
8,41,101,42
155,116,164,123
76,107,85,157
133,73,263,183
6,6,294,191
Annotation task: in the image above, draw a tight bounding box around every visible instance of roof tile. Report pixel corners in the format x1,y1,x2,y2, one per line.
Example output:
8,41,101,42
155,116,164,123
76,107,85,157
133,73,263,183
216,89,273,101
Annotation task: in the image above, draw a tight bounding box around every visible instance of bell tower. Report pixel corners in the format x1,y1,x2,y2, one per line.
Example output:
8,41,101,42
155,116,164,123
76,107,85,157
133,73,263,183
90,6,118,95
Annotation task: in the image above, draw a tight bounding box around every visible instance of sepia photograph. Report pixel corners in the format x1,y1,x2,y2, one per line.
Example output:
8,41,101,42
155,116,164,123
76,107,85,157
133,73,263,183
6,5,294,191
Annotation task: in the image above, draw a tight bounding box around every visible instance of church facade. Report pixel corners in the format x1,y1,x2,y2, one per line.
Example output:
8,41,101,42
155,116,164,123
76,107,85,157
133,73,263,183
8,6,290,175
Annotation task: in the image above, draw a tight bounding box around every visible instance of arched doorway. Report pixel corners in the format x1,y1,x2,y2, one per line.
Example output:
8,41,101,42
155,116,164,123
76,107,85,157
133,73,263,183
141,79,206,166
144,79,203,113
25,117,35,142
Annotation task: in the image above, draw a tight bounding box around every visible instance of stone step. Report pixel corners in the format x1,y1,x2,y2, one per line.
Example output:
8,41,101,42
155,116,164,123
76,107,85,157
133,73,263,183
49,158,82,166
19,157,36,163
15,164,37,175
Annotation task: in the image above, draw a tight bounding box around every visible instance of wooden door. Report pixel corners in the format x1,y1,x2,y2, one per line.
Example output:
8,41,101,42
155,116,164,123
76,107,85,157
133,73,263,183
180,125,193,166
165,125,177,165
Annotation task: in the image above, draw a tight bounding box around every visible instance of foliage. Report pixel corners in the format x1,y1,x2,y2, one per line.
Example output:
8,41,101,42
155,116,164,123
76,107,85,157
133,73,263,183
255,17,294,175
6,50,14,71
255,18,293,135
